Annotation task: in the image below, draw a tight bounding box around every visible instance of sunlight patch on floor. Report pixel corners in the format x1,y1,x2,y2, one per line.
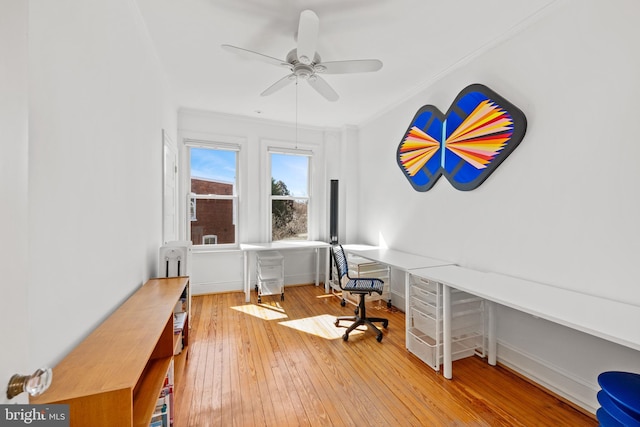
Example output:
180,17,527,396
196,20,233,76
316,293,339,299
230,303,288,320
279,314,364,340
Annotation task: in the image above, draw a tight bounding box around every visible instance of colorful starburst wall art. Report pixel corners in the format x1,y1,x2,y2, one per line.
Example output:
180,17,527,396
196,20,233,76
397,84,527,191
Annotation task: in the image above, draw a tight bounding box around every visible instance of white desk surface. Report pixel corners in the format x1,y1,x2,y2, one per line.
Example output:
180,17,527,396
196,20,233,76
240,240,330,302
342,245,453,271
241,241,330,251
410,264,640,353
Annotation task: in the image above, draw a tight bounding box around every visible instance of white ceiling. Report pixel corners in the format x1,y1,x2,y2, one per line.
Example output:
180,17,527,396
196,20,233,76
135,0,557,128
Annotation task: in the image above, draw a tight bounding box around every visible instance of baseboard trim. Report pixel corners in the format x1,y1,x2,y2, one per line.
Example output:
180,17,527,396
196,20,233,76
191,281,323,296
391,291,406,313
496,340,598,415
192,280,242,295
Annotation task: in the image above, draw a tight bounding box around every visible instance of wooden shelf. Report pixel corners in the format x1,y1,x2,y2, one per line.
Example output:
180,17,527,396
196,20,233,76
31,277,190,427
173,349,187,389
133,356,172,427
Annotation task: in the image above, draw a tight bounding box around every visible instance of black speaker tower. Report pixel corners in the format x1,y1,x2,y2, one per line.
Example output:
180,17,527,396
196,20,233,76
329,180,339,244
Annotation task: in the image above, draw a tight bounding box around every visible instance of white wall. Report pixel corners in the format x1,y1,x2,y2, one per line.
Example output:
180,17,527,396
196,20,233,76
355,0,640,412
0,0,30,403
28,0,177,368
178,110,337,294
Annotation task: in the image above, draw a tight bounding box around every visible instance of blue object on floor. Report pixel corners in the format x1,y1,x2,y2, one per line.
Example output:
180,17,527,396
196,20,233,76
597,407,624,427
598,372,640,418
598,390,640,427
598,371,640,427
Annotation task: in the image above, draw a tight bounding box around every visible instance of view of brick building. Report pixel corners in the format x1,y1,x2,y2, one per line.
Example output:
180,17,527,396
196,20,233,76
190,178,235,245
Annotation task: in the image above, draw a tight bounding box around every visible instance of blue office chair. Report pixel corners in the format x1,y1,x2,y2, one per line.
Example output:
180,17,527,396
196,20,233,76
331,244,389,342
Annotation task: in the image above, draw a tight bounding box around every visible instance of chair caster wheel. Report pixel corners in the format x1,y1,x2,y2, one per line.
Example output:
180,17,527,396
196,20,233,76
340,299,346,307
376,334,383,343
257,297,261,303
387,300,392,308
343,334,349,341
383,321,389,329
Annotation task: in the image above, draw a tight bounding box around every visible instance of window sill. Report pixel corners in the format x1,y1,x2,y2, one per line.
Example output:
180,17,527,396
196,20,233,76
192,245,240,254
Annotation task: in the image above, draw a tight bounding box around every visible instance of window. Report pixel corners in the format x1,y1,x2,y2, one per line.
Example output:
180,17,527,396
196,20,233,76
270,151,310,241
188,144,238,247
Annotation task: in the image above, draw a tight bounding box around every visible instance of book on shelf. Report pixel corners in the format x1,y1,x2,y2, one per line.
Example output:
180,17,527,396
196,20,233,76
174,297,187,313
173,311,186,334
165,359,175,426
149,411,168,427
149,352,175,427
166,358,174,387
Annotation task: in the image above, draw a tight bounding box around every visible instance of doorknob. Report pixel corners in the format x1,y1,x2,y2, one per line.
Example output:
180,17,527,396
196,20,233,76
6,367,52,400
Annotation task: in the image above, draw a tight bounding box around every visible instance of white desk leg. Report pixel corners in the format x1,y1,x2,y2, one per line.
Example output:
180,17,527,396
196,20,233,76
487,300,497,366
314,248,320,287
244,250,250,302
405,272,411,346
324,247,330,293
443,284,452,379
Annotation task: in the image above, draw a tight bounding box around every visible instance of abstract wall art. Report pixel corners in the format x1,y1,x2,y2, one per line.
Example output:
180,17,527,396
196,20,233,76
397,84,527,191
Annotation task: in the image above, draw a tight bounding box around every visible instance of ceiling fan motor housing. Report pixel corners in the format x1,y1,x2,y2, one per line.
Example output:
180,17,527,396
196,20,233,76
287,49,322,79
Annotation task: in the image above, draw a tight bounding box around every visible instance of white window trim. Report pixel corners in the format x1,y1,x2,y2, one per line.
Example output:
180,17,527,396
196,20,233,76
267,145,313,242
185,138,241,250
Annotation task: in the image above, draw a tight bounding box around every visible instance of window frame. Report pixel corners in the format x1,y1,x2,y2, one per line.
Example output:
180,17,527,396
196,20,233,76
268,146,313,242
185,139,240,250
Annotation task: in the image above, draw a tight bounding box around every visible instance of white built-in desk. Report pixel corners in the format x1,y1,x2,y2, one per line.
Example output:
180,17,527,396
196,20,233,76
410,265,640,380
341,245,455,357
341,245,453,305
240,241,330,302
342,245,453,272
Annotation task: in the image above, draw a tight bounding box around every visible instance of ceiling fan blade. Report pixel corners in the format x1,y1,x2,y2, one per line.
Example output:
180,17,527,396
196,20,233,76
296,10,319,65
221,44,289,68
319,59,383,74
261,74,295,97
307,75,339,102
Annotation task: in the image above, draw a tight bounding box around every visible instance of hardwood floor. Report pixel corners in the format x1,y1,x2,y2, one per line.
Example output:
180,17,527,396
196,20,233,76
173,285,597,426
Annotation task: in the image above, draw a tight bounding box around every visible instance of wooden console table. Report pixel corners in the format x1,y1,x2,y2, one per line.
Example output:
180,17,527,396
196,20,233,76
31,277,190,427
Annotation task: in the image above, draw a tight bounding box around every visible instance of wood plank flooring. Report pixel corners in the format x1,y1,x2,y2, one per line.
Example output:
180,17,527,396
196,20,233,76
173,285,597,426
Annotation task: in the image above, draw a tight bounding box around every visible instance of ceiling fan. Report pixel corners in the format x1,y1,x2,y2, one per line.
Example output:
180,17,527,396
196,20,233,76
221,10,383,102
